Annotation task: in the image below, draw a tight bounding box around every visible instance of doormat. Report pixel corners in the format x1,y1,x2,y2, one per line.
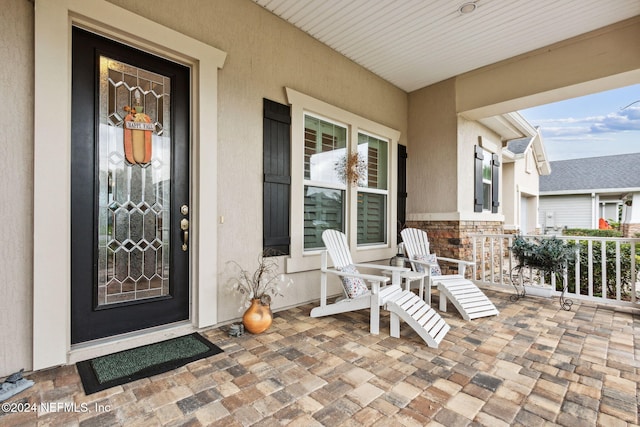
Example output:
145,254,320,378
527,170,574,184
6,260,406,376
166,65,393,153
76,333,223,395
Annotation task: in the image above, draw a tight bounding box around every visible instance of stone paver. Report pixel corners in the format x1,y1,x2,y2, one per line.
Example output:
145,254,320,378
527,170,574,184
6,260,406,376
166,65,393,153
0,289,638,426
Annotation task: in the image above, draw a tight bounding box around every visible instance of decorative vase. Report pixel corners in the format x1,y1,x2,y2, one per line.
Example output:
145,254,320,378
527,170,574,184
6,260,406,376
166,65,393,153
242,298,273,334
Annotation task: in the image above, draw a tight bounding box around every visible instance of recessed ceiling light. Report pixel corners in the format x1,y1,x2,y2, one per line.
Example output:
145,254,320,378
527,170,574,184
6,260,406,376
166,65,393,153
458,2,477,14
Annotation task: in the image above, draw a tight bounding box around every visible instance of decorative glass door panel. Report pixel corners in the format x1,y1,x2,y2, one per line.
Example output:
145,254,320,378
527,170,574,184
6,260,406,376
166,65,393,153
97,57,172,306
72,27,189,344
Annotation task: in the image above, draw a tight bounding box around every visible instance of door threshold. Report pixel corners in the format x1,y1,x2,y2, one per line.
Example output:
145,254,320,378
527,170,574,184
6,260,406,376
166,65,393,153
68,321,195,364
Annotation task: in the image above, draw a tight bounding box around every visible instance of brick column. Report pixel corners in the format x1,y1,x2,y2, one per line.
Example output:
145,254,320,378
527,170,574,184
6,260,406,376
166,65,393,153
405,220,503,276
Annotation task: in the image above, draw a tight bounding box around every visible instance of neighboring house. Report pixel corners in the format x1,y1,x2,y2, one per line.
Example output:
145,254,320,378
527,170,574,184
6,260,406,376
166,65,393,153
1,0,638,377
539,153,640,236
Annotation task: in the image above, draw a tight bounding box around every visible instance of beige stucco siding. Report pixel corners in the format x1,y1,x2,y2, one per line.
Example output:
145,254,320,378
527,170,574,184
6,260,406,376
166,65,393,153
503,150,542,231
0,0,34,377
407,79,458,216
503,162,516,227
458,16,640,119
457,117,503,218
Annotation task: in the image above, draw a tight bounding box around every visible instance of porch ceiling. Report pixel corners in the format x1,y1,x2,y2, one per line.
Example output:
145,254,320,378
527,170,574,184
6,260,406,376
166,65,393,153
252,0,640,92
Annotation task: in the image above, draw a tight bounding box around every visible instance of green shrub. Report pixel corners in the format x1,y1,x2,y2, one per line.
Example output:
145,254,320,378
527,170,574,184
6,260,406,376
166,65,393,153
512,235,574,274
566,240,640,299
564,228,623,238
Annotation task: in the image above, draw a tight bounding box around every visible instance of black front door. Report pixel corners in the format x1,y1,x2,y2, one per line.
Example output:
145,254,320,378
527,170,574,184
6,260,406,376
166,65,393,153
71,27,190,344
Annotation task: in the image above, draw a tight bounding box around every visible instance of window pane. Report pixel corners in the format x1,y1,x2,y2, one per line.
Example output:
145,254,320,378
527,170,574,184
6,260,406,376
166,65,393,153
358,134,388,190
304,116,347,184
483,182,491,210
304,186,344,250
357,192,387,245
482,154,492,181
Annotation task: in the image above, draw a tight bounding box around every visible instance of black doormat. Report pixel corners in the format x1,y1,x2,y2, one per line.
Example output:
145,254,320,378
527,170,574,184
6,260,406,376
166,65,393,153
76,333,223,395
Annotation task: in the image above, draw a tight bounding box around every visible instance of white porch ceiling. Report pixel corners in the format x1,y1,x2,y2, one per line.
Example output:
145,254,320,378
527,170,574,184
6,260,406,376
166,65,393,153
252,0,640,92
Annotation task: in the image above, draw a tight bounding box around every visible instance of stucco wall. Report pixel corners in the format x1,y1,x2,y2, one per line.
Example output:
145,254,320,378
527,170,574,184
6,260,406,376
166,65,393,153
456,117,503,218
0,0,33,377
406,79,458,216
502,162,516,227
504,150,542,231
104,0,409,324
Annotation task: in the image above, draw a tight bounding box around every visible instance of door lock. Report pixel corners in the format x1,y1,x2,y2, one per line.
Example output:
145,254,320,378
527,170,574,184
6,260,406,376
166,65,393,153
180,218,189,251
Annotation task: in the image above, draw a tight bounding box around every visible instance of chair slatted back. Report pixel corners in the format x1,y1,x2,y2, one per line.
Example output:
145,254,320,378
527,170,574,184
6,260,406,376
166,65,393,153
401,228,430,261
322,229,354,268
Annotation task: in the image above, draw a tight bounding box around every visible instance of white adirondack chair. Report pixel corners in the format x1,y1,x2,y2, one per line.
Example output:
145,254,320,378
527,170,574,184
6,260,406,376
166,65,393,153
311,230,450,348
401,228,499,320
310,229,407,334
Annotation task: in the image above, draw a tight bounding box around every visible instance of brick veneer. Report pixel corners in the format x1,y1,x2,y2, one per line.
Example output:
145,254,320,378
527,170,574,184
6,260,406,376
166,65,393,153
405,220,503,276
621,223,640,238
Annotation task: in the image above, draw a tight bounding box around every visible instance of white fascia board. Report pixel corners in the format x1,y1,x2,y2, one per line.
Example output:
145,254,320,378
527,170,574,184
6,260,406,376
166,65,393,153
541,188,640,196
501,112,536,137
478,111,536,142
531,130,551,175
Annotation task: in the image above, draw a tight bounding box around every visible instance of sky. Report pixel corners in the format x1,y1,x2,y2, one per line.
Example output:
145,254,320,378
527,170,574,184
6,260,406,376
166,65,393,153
519,83,640,161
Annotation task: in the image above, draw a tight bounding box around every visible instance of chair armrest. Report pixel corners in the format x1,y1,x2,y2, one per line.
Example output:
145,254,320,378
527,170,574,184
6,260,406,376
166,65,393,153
322,268,391,284
435,256,474,267
353,263,410,273
409,259,440,269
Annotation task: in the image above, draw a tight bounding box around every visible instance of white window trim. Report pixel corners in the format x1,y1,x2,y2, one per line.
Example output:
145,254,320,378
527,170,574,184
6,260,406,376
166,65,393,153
286,88,400,273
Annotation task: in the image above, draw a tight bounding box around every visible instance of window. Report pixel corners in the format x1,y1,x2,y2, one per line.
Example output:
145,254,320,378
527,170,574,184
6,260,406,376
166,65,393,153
303,115,347,250
287,88,400,270
357,133,388,245
302,116,390,249
482,150,492,211
474,144,500,213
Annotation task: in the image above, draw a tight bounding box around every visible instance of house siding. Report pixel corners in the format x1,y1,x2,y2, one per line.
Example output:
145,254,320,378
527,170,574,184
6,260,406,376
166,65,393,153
539,194,593,232
0,0,34,378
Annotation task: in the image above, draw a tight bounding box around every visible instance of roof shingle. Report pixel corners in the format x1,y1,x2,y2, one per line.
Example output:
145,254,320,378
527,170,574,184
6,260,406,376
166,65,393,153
540,153,640,192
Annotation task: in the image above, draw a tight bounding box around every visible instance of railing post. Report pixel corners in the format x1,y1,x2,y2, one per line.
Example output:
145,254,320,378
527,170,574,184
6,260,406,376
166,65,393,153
574,242,581,296
481,236,486,284
631,241,637,304
601,241,607,300
615,241,621,301
473,236,477,281
588,240,593,297
490,236,495,285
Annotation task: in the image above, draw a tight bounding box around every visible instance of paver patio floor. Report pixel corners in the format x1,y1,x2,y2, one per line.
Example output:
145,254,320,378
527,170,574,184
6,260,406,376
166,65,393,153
1,289,639,426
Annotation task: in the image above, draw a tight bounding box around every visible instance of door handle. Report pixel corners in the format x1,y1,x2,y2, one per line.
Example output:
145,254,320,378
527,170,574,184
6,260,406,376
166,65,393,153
180,218,189,251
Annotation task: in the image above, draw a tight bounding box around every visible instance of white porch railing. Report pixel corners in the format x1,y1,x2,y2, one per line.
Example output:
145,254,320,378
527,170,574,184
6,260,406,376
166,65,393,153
471,234,640,308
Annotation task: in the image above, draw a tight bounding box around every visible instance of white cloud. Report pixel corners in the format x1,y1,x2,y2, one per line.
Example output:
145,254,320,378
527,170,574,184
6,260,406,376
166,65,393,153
535,106,640,139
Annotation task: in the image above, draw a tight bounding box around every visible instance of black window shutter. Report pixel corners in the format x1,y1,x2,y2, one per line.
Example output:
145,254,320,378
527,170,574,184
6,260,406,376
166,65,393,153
397,144,407,243
263,99,291,255
491,153,500,213
474,145,484,212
